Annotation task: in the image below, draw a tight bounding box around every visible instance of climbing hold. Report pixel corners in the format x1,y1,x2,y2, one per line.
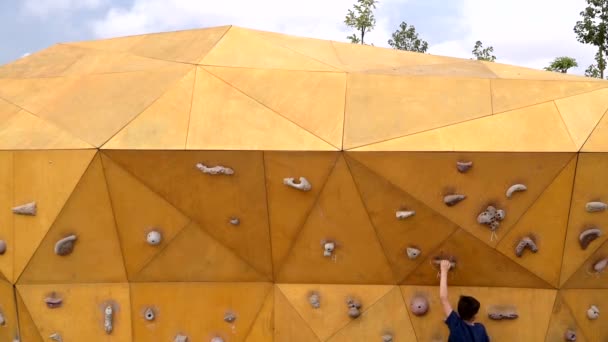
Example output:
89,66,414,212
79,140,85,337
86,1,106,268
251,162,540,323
585,201,608,213
579,228,601,250
346,298,362,318
229,217,240,226
477,206,506,231
322,240,335,257
174,334,188,342
309,292,321,309
224,311,236,323
210,337,224,342
49,333,63,342
488,311,518,320
195,163,234,175
406,247,421,260
104,305,114,334
444,194,466,207
146,230,162,246
410,296,429,316
382,334,393,342
396,210,415,220
593,258,608,273
143,307,155,321
0,240,6,255
506,184,527,199
283,177,312,191
515,236,538,257
587,305,599,320
12,335,19,342
12,202,36,216
54,235,77,256
0,310,5,326
456,161,473,173
564,329,577,341
44,293,62,308
433,257,456,270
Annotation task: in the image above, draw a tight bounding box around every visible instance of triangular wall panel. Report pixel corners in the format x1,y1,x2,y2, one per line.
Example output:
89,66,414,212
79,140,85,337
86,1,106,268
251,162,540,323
0,152,13,282
274,287,321,342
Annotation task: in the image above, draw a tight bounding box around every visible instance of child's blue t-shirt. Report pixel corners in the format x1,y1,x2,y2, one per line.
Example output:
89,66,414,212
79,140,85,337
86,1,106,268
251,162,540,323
445,311,490,342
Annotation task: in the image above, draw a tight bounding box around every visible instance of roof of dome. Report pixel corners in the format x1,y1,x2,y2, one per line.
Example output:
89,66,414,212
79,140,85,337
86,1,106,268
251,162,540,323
0,25,607,152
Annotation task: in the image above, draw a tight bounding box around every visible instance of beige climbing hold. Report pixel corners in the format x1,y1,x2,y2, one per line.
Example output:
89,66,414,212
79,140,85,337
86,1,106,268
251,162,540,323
346,297,362,318
283,177,312,191
322,240,335,257
593,258,608,273
309,291,321,308
44,293,62,308
229,217,240,226
587,305,599,320
0,240,6,255
506,184,527,198
564,329,576,341
54,235,77,256
406,247,421,260
488,309,519,320
174,334,188,342
477,206,505,231
382,334,393,342
515,236,538,257
444,194,466,207
104,305,114,334
396,210,415,220
146,230,162,246
12,202,36,216
195,163,234,175
224,311,236,323
456,161,473,173
433,257,456,269
143,307,155,321
0,310,5,326
410,295,429,316
211,337,224,342
586,201,608,212
579,228,601,250
49,333,63,342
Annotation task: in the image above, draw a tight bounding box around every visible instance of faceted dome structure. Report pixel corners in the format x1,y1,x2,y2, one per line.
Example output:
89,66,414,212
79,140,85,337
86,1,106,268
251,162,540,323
0,25,607,341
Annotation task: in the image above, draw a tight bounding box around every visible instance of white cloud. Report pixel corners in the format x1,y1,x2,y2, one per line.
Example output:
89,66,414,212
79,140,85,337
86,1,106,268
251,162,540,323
23,0,107,17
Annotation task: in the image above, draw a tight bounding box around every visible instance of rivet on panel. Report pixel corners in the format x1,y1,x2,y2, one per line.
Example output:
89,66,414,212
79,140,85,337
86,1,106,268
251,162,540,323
229,217,240,226
456,161,473,173
579,228,601,250
49,333,63,342
514,236,538,257
146,230,162,246
143,307,156,321
443,194,466,207
308,291,321,309
283,177,312,191
506,184,527,198
564,329,576,341
104,305,114,334
406,247,421,260
396,210,415,220
54,234,77,256
195,163,234,175
585,201,607,213
587,305,599,320
346,297,362,318
223,311,236,323
12,202,36,216
321,240,336,257
174,334,189,342
410,295,429,316
0,240,6,255
44,293,62,308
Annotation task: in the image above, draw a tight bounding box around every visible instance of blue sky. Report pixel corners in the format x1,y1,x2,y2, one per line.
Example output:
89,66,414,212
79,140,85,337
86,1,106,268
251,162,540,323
0,0,598,75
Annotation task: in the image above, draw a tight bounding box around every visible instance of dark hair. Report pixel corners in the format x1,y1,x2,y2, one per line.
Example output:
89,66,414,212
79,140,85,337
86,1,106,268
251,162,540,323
458,296,480,321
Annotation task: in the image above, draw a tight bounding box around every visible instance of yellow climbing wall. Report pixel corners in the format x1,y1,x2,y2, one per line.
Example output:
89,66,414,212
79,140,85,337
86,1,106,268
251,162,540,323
0,25,607,341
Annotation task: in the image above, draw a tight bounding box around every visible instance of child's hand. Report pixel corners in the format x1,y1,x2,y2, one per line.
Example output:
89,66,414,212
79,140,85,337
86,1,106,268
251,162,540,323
440,260,452,273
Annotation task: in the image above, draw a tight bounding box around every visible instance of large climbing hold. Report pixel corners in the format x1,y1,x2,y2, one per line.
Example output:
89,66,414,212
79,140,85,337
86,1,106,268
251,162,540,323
514,236,538,257
456,161,473,173
410,295,429,316
564,329,577,341
54,235,77,256
346,297,362,318
433,257,456,270
579,228,601,250
12,201,36,216
195,163,234,175
506,184,527,199
593,258,608,273
444,194,466,207
585,201,608,213
396,210,415,220
283,177,312,191
477,206,506,231
488,310,519,320
587,305,600,320
104,305,114,334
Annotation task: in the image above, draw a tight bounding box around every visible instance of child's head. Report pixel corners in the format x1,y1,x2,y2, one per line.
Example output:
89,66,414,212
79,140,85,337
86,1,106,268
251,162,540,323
457,295,480,321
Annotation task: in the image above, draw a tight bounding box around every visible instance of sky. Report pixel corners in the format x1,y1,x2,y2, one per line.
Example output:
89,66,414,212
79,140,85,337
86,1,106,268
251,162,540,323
0,0,599,75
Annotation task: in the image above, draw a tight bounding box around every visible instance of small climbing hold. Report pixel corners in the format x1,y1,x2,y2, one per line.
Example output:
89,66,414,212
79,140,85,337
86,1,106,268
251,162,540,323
477,206,506,231
104,305,114,334
210,337,224,342
283,177,312,191
346,298,362,318
144,307,155,321
54,235,77,256
44,293,62,308
587,305,599,320
146,230,162,246
195,163,234,175
593,258,608,273
396,210,415,220
322,240,335,257
229,217,240,226
585,201,608,213
410,296,429,316
406,247,421,260
0,240,6,255
444,194,466,207
309,292,321,309
49,333,63,342
515,236,538,257
12,335,19,342
488,311,518,320
579,228,602,250
224,311,236,323
456,161,473,173
382,334,393,342
0,310,5,326
564,329,577,341
12,202,36,216
174,334,188,342
506,184,527,198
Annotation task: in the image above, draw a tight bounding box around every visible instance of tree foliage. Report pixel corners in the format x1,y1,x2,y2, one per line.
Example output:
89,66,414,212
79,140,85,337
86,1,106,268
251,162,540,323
472,41,496,62
387,22,429,52
345,0,379,44
544,56,579,73
574,0,608,78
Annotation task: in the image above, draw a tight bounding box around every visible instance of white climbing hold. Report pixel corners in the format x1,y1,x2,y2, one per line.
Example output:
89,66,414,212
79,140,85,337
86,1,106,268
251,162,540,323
382,334,394,342
593,258,608,273
579,228,601,250
514,236,538,257
309,292,321,308
444,194,466,206
0,310,5,326
104,305,114,334
12,202,36,216
44,293,62,308
283,177,312,191
564,329,577,341
0,240,6,255
195,163,234,175
396,210,415,220
54,235,77,256
406,247,421,260
410,296,429,316
586,201,608,212
146,230,162,246
229,217,240,226
506,184,527,198
346,298,362,318
456,161,473,173
144,307,155,321
210,337,224,342
224,311,236,323
587,305,599,320
175,334,189,342
323,241,335,257
49,333,63,342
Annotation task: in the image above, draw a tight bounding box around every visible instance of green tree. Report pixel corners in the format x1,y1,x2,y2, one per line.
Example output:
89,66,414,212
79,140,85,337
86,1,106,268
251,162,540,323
344,0,379,44
472,41,496,62
574,0,608,78
544,56,579,73
387,22,429,52
586,63,602,77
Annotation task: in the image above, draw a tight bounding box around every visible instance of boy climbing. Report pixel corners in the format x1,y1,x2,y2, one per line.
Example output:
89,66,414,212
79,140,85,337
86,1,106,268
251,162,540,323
439,260,490,342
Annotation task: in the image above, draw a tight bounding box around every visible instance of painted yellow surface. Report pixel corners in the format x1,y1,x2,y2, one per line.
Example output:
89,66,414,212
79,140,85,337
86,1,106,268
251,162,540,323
581,107,608,152
401,286,556,342
0,77,79,114
103,68,195,150
13,149,96,281
274,288,321,342
130,282,271,341
67,34,145,54
245,288,274,342
205,66,346,149
364,60,498,78
344,74,492,150
554,88,608,149
496,156,576,287
101,154,190,277
0,152,13,282
481,61,602,81
277,284,393,340
19,155,127,283
16,291,44,342
562,238,608,289
561,289,608,341
0,280,19,342
0,44,88,78
277,156,394,284
264,152,339,276
545,293,586,342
